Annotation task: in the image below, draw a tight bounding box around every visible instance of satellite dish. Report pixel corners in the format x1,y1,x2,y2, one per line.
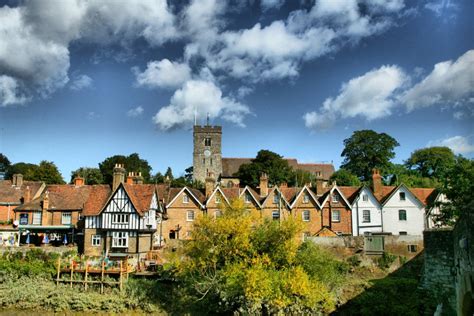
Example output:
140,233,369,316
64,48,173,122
13,220,19,227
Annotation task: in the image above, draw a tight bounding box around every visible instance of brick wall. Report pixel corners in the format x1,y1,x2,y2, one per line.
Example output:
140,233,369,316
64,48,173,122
0,205,15,222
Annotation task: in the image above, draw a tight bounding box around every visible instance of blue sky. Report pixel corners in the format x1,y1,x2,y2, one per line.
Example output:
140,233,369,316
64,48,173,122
0,0,472,181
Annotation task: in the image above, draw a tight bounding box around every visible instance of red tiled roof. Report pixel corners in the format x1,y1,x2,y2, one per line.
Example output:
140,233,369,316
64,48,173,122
0,180,44,204
82,185,112,216
123,184,157,215
221,158,335,179
410,188,437,206
221,187,241,201
338,186,361,204
279,187,298,202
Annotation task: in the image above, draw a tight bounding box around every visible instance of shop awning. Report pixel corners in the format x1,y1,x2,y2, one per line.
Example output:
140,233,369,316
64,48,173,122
19,225,74,230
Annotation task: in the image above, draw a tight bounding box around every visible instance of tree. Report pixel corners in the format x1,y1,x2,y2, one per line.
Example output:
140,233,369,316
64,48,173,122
70,167,104,184
386,163,439,188
237,150,294,187
164,167,174,181
31,161,65,184
179,199,336,314
405,147,455,179
6,162,39,180
98,153,152,184
435,156,474,225
0,153,10,172
341,130,400,181
329,169,361,186
184,166,193,183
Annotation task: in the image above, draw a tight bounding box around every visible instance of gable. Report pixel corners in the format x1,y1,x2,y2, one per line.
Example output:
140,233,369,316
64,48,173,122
239,186,261,208
291,186,320,209
102,186,138,215
206,187,230,207
166,187,204,209
320,186,352,209
355,187,381,208
261,187,290,209
382,185,424,208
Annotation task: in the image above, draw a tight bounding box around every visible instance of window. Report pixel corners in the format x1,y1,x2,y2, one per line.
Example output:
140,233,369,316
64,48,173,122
302,210,310,222
91,235,101,246
302,232,310,241
362,210,371,223
408,244,417,252
399,192,406,201
204,138,211,146
332,193,339,203
272,211,280,221
273,194,279,204
399,231,407,236
112,213,129,224
19,213,28,225
331,210,340,222
214,210,222,218
112,232,128,248
362,194,368,202
215,195,221,204
32,211,42,225
169,230,176,239
244,193,251,203
399,210,407,221
210,158,213,166
183,195,189,204
61,212,72,225
303,194,310,204
187,210,195,221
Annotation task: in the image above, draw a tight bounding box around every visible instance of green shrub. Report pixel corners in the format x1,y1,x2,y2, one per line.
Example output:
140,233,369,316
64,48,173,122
376,252,397,270
347,255,361,267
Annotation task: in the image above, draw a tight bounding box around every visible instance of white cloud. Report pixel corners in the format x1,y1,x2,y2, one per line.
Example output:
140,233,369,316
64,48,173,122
428,136,474,155
133,59,192,89
127,106,144,117
401,50,474,111
152,80,250,130
69,74,93,91
425,0,458,17
304,65,409,129
0,75,30,106
261,0,285,11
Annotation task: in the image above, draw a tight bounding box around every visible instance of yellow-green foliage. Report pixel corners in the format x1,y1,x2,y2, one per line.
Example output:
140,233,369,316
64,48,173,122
180,198,338,314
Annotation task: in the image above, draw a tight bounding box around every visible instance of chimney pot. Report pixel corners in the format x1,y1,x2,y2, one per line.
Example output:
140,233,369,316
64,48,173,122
113,164,126,191
13,174,23,187
74,177,84,186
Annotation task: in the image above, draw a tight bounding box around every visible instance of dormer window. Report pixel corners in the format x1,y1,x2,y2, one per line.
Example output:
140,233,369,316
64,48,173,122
183,195,189,204
399,192,406,201
303,194,310,204
332,193,339,203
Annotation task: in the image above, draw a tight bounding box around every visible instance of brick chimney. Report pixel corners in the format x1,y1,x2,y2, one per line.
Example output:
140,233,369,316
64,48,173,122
315,177,324,195
126,172,134,185
113,164,126,191
25,186,31,203
280,182,288,188
205,172,216,198
127,172,144,185
42,191,49,211
74,177,84,186
13,174,23,187
260,173,268,197
372,169,383,199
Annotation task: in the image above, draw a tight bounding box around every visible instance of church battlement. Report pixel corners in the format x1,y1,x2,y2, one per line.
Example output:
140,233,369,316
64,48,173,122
193,125,222,133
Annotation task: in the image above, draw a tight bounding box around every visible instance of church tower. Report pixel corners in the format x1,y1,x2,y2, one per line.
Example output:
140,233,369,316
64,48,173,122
193,123,222,183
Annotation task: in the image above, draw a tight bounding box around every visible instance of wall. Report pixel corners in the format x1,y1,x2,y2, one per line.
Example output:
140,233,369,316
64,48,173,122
351,187,383,236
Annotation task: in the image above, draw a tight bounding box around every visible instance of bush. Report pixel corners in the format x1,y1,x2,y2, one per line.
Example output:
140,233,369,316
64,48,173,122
376,252,397,270
347,255,361,267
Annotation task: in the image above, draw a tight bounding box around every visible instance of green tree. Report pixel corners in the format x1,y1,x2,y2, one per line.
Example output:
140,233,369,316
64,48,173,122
0,153,10,172
237,150,294,187
164,167,174,181
387,163,439,188
31,161,65,184
405,147,455,179
341,130,400,181
329,169,361,186
70,167,104,184
98,153,152,184
435,156,474,225
6,162,39,180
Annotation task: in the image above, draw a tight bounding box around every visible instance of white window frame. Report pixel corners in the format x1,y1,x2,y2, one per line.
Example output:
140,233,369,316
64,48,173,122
91,234,101,247
112,231,128,248
332,193,339,203
303,194,310,204
215,195,221,204
302,210,310,222
187,210,195,222
331,210,341,222
61,212,72,225
362,210,371,223
399,192,406,201
32,211,42,225
183,195,189,204
399,209,407,221
362,194,368,202
272,211,280,221
112,213,129,224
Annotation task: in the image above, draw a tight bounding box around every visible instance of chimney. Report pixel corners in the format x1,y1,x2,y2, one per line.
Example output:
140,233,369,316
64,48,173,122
42,191,49,211
260,173,268,197
315,177,324,195
25,186,31,203
205,172,216,198
113,164,126,191
280,182,288,188
74,177,84,186
126,172,134,185
136,172,143,184
372,169,383,198
13,174,23,187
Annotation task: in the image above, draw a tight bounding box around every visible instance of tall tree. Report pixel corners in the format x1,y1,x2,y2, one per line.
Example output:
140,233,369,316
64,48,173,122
31,161,65,184
387,163,439,188
237,150,294,187
329,169,361,186
70,167,104,184
164,167,174,180
5,162,39,180
0,153,10,172
98,153,152,184
405,147,455,179
341,130,399,181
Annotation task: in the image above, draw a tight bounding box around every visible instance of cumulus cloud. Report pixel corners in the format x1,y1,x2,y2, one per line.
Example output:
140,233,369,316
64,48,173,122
304,65,409,129
152,80,250,130
133,59,192,89
401,50,474,111
428,136,474,155
127,106,144,117
69,74,93,91
0,75,30,106
425,0,458,17
261,0,285,11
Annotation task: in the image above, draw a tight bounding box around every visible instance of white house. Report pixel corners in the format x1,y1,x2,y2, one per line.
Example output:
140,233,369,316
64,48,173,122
351,186,383,236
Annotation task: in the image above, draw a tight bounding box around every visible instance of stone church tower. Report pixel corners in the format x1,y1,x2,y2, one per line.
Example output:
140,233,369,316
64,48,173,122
193,124,222,183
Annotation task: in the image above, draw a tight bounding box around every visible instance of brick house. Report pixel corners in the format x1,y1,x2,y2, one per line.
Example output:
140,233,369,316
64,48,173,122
317,185,354,235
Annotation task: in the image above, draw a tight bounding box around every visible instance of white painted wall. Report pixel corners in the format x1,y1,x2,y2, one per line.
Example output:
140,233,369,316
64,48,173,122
382,186,425,235
351,187,383,236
